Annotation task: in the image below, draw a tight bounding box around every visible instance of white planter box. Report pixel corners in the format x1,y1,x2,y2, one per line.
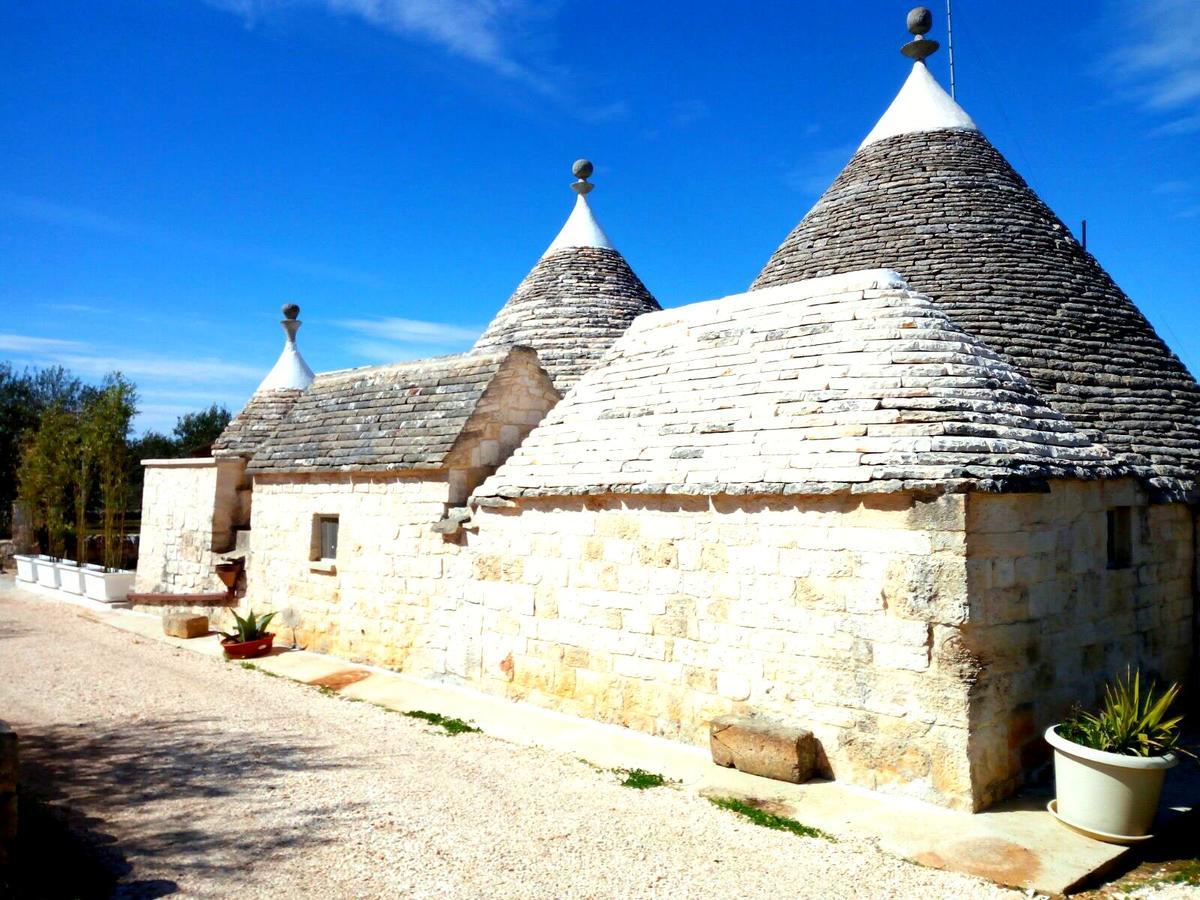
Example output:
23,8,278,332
55,561,85,594
34,556,61,589
82,567,135,603
1046,725,1177,842
14,554,36,583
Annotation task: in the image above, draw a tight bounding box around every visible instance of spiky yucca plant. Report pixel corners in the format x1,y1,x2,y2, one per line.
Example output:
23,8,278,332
220,609,277,644
1059,668,1191,758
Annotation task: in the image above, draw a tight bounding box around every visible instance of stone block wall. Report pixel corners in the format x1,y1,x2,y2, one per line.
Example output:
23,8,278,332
247,473,465,671
230,471,1194,812
463,492,980,808
963,479,1195,806
445,354,562,504
135,457,248,593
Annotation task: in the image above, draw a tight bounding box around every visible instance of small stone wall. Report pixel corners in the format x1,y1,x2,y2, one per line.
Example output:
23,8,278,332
134,457,248,594
964,479,1194,807
247,473,464,671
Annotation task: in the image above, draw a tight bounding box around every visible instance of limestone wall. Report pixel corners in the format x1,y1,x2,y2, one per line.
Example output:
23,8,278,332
247,473,464,671
232,471,1194,812
963,479,1195,807
464,493,979,808
135,458,247,593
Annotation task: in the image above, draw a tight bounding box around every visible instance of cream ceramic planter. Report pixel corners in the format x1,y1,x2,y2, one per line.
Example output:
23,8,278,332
1045,725,1177,843
82,567,135,603
34,556,61,589
55,560,85,594
14,554,36,583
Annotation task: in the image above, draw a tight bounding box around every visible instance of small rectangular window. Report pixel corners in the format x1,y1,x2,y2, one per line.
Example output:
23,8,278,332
312,515,339,561
1106,507,1132,569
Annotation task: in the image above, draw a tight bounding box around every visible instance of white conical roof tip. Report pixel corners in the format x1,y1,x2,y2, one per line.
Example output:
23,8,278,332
256,304,315,392
858,61,977,150
542,159,615,257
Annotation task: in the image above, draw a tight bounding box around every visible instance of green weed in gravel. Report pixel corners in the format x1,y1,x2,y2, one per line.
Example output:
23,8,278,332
403,709,480,735
237,661,279,677
614,768,671,789
708,796,833,840
1162,859,1200,886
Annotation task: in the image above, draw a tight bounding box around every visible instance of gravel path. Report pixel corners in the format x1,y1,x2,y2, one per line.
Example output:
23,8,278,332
0,587,1017,899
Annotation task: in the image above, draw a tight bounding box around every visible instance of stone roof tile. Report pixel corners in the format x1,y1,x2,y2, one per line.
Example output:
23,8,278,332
212,389,303,458
247,348,538,474
473,270,1118,501
751,127,1200,500
471,246,660,393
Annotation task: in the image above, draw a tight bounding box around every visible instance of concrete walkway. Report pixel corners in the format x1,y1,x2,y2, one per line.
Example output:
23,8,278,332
3,579,1195,896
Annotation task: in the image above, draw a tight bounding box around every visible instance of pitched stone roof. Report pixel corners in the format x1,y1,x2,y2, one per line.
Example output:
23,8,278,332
248,347,544,474
473,270,1117,502
212,389,304,459
471,189,660,392
752,68,1200,500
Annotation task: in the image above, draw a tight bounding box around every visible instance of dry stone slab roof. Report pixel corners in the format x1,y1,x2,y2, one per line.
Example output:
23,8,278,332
753,65,1200,500
213,388,304,459
473,269,1118,502
248,347,543,474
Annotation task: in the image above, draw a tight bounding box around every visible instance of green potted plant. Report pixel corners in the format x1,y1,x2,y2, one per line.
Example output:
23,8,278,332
219,609,277,660
1045,669,1190,843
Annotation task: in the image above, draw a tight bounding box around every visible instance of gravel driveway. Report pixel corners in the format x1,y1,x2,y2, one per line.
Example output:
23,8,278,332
0,587,1016,899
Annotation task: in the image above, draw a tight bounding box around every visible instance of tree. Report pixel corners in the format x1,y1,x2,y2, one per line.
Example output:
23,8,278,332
87,374,138,569
0,364,85,537
16,403,78,558
172,403,232,455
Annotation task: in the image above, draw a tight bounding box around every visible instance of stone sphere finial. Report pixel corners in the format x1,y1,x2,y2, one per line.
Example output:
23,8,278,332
907,7,933,36
572,159,594,180
282,303,300,320
901,7,939,60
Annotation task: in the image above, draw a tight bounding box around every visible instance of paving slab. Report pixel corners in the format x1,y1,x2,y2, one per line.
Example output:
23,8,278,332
15,580,1195,896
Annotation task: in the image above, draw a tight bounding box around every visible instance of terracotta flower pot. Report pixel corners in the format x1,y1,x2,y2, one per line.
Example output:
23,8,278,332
221,633,275,660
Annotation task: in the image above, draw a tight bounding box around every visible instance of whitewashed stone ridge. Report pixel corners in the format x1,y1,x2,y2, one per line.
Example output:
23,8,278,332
860,62,977,149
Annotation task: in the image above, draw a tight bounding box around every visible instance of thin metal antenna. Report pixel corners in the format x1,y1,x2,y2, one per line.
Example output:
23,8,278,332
946,0,957,99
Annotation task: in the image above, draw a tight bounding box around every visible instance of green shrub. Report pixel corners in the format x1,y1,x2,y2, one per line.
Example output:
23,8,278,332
220,609,277,643
1058,668,1189,758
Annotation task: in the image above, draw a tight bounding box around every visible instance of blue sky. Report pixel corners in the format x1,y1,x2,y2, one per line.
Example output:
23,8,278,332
2,0,1198,433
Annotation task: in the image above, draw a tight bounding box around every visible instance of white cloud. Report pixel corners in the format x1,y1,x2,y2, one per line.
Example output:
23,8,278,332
0,333,86,354
208,0,542,83
1105,0,1200,133
0,190,389,289
338,316,481,343
336,316,482,363
1,331,261,382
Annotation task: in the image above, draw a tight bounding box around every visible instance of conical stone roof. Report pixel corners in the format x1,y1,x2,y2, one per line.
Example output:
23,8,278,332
474,269,1116,503
471,162,660,393
752,63,1200,499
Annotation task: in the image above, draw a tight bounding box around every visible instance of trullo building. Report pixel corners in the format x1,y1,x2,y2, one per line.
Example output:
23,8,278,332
135,13,1196,813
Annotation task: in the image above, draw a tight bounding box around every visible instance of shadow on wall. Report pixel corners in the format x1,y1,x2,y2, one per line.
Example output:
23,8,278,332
3,717,355,898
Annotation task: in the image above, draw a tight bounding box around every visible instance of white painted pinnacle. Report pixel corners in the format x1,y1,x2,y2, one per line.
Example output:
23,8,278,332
542,193,615,258
859,62,977,150
257,316,315,392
